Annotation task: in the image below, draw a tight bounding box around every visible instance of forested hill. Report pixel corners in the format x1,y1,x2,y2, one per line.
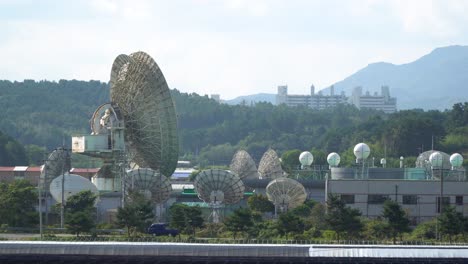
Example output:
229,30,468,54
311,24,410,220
0,80,467,167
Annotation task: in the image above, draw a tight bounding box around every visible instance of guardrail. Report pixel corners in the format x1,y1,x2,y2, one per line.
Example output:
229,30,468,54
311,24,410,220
9,236,468,246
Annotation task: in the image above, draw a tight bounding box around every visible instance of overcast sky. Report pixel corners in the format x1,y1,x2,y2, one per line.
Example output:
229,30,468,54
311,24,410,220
1,0,468,99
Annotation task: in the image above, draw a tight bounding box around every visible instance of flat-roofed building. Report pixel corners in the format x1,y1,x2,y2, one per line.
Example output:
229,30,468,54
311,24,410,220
276,85,347,109
277,84,397,113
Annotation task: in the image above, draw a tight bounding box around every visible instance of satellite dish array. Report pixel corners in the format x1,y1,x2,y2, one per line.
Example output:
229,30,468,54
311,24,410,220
66,51,179,217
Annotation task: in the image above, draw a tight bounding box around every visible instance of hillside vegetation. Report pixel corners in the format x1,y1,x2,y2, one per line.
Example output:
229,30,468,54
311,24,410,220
0,80,467,167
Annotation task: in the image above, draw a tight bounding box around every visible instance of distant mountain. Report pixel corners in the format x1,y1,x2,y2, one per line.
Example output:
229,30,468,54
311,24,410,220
225,93,276,105
322,45,468,110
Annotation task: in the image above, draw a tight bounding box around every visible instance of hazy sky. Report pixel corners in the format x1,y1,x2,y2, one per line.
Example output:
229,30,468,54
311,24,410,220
1,0,468,99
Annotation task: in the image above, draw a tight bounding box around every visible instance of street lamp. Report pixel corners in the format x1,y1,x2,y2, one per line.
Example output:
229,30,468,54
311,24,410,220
326,152,341,205
429,151,443,240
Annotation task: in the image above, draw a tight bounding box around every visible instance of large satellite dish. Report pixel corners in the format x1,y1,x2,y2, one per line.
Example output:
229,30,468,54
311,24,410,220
266,177,307,214
124,168,172,204
230,150,259,180
49,173,99,203
110,51,179,177
194,169,245,223
258,149,284,179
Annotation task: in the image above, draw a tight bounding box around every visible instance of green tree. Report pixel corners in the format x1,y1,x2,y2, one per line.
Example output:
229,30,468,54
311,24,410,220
438,206,464,242
277,211,305,239
281,149,301,173
169,204,204,235
382,200,410,244
410,219,437,240
0,180,38,227
116,192,154,237
325,194,363,241
309,203,327,231
247,194,274,213
290,204,312,218
65,190,97,236
362,219,389,241
224,208,254,239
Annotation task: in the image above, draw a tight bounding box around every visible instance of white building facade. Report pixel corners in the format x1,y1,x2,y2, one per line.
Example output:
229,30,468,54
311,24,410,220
277,85,397,113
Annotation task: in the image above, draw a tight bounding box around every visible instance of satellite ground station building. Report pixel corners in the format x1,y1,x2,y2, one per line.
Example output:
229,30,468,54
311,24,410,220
276,85,397,113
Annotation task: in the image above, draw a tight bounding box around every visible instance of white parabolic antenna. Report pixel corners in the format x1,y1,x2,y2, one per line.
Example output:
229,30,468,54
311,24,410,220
258,149,284,179
230,150,259,180
41,148,71,187
124,168,172,203
194,169,244,223
299,151,314,166
327,152,341,167
194,169,245,204
353,143,370,160
49,173,99,203
266,177,307,212
110,51,179,177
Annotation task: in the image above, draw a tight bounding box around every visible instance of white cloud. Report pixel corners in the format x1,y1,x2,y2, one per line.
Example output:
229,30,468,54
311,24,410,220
388,0,468,38
0,0,468,100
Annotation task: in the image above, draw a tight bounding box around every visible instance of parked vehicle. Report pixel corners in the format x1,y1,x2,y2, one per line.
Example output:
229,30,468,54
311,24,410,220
147,223,179,237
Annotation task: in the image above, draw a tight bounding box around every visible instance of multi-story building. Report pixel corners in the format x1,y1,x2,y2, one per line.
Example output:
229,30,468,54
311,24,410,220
276,85,347,110
349,86,397,113
277,85,397,113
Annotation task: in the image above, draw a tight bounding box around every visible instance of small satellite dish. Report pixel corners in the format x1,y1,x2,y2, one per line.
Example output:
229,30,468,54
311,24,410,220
327,152,341,167
266,178,307,214
194,169,245,223
49,173,99,203
258,149,284,179
299,151,314,167
353,143,370,160
124,168,172,204
230,150,259,180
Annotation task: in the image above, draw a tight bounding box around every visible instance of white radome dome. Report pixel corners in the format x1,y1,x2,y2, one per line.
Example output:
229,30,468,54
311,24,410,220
353,143,370,160
299,151,314,166
429,151,443,167
327,152,341,167
450,153,463,168
49,173,99,203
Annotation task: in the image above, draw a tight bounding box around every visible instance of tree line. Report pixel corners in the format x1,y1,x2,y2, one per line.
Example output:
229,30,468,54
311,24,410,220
2,179,467,243
0,80,467,168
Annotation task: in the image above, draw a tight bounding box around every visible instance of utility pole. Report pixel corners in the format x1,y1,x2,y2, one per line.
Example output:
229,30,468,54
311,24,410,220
60,148,71,229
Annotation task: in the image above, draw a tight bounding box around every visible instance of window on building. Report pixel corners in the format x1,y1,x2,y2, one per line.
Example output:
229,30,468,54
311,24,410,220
456,196,463,206
340,194,355,204
368,194,389,204
403,195,418,205
436,197,450,213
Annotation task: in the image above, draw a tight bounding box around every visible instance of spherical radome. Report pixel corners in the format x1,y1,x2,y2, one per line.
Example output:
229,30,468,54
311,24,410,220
327,152,341,167
266,178,307,210
124,168,172,204
194,169,245,205
429,151,443,167
49,173,99,203
353,143,370,160
299,151,314,166
450,153,463,168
